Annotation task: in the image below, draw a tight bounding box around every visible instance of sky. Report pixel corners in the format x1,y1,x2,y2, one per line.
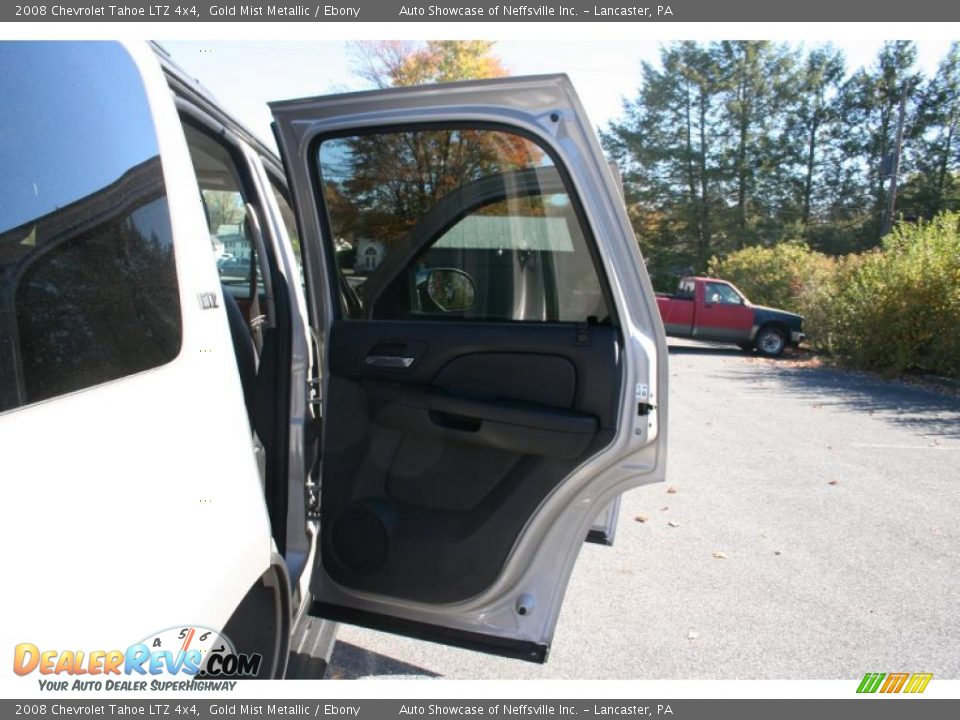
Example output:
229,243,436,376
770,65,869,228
160,39,956,151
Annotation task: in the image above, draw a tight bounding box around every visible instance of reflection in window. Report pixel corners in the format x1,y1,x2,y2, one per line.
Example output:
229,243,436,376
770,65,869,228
418,193,607,322
319,128,609,324
15,191,179,405
0,42,180,412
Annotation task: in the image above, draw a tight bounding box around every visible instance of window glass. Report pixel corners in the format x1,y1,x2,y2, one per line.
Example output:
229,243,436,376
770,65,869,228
318,127,609,323
705,282,743,305
182,123,261,303
0,42,180,413
268,177,301,261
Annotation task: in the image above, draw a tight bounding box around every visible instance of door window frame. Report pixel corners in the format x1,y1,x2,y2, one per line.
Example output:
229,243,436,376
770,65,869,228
308,121,622,328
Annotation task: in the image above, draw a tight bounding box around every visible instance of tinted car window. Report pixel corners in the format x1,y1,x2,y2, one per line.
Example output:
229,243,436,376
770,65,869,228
318,127,610,324
0,42,180,413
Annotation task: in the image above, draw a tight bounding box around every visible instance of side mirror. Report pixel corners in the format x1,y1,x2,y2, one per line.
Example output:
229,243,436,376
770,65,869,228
419,268,476,312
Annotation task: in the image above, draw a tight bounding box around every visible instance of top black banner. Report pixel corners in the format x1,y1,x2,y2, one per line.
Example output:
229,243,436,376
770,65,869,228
5,0,960,22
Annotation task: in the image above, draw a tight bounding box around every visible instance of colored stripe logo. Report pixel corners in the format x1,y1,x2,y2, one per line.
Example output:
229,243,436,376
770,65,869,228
857,672,932,694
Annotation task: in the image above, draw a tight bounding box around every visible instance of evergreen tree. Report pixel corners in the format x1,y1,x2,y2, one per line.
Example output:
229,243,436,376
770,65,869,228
901,42,960,218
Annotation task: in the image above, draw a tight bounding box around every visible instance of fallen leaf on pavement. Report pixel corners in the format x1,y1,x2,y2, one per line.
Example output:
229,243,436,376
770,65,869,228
773,550,783,555
712,551,728,559
827,479,839,485
666,486,678,494
634,514,648,523
661,506,670,511
667,520,681,528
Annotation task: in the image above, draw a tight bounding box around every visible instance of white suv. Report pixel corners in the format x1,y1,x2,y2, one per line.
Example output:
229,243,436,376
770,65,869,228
0,41,668,678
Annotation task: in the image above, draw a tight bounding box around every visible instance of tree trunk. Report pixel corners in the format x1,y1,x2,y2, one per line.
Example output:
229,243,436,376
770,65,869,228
935,118,955,213
698,87,711,260
684,78,702,248
802,111,820,227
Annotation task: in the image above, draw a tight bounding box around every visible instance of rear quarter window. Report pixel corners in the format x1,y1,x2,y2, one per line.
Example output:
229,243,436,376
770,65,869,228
0,42,181,413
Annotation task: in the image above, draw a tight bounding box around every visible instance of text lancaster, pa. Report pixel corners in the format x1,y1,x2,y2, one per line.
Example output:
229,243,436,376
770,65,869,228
396,5,674,18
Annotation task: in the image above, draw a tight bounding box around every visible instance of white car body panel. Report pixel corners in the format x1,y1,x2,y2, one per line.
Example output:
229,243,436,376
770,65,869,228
0,41,273,654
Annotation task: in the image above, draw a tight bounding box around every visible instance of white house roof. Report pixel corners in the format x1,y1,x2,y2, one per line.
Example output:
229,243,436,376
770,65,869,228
434,215,575,252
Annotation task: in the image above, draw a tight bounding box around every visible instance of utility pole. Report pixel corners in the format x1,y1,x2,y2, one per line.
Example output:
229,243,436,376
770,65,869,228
883,86,908,237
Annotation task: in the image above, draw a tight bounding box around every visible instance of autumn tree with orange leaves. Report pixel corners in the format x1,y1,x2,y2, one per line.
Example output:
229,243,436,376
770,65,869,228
323,42,545,248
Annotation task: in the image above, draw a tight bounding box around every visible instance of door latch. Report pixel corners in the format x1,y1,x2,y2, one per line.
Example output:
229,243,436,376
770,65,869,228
636,383,656,416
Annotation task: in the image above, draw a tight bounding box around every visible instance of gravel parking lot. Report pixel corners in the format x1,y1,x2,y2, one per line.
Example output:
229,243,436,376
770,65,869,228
325,340,960,679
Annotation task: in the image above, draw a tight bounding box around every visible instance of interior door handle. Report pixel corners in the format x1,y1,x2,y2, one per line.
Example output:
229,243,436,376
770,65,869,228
365,355,416,369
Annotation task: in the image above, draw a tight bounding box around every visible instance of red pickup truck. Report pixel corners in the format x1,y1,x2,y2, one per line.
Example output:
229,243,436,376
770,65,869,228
656,276,805,357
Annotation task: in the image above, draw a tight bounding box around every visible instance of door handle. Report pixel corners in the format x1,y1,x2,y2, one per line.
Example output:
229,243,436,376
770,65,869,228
365,355,416,369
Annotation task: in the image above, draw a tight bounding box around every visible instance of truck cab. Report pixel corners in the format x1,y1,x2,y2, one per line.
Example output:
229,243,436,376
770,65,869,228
1,41,668,676
656,276,804,357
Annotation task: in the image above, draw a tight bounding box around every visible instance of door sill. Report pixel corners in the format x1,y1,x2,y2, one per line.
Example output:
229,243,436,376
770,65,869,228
310,601,548,664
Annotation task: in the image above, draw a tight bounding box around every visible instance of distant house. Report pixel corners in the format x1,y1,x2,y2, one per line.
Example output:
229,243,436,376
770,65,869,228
356,238,386,273
216,224,248,260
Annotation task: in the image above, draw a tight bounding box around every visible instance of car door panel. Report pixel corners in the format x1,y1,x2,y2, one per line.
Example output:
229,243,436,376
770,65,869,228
319,319,618,604
367,383,599,457
695,282,753,341
271,75,667,660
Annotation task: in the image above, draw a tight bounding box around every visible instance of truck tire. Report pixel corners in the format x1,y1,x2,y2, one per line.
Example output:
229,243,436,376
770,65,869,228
756,326,787,357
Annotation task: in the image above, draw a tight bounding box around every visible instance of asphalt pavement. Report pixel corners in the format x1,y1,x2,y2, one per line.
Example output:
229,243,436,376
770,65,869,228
325,339,960,679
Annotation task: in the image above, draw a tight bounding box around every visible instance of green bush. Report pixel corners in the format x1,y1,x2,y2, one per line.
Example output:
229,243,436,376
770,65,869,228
707,242,831,313
831,213,960,377
705,214,960,377
707,242,837,344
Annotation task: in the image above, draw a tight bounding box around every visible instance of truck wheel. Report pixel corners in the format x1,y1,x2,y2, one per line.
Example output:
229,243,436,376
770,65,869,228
756,326,787,357
738,342,754,353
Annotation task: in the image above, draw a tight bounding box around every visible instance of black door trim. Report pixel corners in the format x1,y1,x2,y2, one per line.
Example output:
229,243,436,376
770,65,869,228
310,601,549,664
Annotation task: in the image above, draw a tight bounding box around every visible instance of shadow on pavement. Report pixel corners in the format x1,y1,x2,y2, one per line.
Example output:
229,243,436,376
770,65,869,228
325,641,440,679
725,359,960,440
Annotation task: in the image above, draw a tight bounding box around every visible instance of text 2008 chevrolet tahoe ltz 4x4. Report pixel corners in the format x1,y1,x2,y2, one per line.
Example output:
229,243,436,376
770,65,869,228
0,41,667,677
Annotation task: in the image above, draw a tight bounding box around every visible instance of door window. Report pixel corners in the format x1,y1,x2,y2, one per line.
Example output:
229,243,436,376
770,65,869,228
268,175,301,264
317,127,610,323
182,123,261,304
704,282,744,305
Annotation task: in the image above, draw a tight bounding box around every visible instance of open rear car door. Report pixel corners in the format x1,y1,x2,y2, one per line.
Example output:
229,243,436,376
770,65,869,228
271,75,668,662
